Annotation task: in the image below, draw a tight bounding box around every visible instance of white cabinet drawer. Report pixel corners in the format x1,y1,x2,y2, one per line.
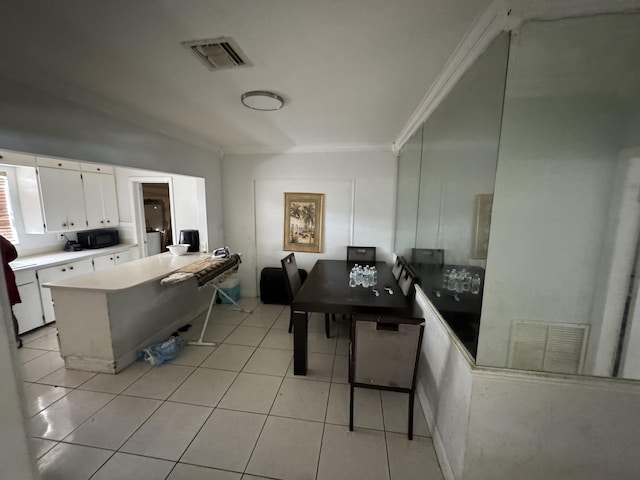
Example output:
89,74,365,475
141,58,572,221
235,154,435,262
36,156,80,171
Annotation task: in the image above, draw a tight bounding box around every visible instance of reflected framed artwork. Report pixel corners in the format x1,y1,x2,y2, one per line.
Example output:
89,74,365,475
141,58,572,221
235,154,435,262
472,194,493,259
283,192,324,253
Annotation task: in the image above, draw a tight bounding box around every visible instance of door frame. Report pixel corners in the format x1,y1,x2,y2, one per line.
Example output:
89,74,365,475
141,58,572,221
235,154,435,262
128,176,176,258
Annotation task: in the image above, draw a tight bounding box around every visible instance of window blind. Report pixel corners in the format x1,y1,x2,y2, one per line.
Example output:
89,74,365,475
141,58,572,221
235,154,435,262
0,172,19,244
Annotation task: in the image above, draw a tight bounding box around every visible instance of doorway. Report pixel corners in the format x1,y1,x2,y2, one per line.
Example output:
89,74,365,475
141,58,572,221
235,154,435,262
142,183,172,255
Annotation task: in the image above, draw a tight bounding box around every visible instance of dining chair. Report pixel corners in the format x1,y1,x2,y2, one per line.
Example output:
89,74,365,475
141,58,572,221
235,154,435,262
346,246,376,263
411,248,444,267
349,314,425,439
398,265,417,299
281,253,331,338
391,255,406,281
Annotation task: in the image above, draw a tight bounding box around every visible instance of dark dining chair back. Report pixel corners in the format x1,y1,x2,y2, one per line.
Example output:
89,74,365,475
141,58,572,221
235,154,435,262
281,253,301,301
412,248,444,267
346,246,377,263
398,266,417,299
281,253,331,338
349,314,425,439
391,256,406,281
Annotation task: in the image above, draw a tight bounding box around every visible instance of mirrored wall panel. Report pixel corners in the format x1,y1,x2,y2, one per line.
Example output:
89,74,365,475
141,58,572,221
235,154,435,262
395,13,640,380
478,13,640,380
395,32,510,356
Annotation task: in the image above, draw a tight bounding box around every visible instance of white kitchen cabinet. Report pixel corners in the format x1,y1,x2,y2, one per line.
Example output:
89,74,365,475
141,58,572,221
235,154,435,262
92,247,137,271
38,258,93,323
16,157,88,233
38,166,87,231
82,171,119,229
0,149,36,167
13,269,45,333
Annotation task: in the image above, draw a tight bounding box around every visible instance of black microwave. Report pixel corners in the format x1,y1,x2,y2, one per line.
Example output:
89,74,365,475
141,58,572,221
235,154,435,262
77,229,120,249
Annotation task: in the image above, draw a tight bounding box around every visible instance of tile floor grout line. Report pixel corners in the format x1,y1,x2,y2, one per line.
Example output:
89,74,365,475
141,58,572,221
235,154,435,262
171,326,243,467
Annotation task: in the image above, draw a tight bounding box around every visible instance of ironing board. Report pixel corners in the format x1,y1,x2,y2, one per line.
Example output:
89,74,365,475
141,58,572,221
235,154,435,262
161,253,252,345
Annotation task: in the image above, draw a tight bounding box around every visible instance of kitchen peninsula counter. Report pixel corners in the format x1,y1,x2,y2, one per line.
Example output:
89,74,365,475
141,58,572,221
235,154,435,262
44,251,210,292
45,252,214,374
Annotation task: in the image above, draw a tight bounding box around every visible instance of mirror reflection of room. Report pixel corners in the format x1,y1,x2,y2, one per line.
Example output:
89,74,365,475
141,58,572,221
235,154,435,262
395,12,640,381
142,183,172,255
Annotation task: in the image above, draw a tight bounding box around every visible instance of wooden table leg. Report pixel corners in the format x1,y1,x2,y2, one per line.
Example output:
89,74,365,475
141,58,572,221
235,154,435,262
293,310,308,375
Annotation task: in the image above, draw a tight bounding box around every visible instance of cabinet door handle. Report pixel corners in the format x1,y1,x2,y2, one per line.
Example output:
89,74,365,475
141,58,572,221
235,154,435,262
57,162,62,167
61,268,66,272
107,220,110,223
100,220,104,224
62,222,67,227
70,222,74,226
116,256,120,259
69,266,74,270
110,257,113,261
97,167,101,171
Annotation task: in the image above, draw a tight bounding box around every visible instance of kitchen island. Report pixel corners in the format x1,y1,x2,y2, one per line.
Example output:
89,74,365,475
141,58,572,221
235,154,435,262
44,252,213,373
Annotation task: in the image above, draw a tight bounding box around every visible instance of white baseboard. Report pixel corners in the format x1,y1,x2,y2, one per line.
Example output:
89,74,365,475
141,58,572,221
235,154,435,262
417,379,455,480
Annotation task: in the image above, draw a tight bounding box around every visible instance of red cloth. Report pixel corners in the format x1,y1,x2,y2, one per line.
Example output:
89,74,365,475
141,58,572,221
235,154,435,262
0,235,21,306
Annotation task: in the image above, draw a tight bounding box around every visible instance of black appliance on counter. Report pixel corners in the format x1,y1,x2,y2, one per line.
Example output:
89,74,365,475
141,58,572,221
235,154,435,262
179,229,199,252
77,229,120,249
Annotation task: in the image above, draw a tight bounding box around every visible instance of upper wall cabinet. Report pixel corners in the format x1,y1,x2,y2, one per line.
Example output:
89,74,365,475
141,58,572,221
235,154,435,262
16,156,119,233
80,163,119,229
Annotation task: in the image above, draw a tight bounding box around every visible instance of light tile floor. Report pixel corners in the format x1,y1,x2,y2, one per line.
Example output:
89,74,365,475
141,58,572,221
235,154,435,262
17,298,443,480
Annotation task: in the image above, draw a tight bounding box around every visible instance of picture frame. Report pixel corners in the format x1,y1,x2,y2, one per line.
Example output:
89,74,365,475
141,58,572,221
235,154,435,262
472,193,493,259
283,192,324,253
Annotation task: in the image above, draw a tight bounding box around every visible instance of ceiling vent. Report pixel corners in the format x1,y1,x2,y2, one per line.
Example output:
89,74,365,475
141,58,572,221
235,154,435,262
182,37,251,71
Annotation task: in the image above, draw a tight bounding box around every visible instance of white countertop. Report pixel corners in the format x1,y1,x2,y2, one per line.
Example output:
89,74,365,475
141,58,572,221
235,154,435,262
10,244,137,271
43,252,211,292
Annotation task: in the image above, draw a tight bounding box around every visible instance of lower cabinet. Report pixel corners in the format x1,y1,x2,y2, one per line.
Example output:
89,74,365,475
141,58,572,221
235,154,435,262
13,269,45,334
37,258,94,324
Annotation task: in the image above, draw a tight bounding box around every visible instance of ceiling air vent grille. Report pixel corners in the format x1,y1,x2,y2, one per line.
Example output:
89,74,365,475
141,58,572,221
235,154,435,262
182,37,251,71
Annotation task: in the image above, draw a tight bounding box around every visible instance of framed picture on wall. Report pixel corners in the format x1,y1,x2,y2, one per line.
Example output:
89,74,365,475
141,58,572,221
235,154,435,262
472,194,493,259
283,192,324,253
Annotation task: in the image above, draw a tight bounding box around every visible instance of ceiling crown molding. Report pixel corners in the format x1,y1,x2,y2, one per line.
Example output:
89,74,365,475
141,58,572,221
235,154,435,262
394,0,514,153
394,0,640,154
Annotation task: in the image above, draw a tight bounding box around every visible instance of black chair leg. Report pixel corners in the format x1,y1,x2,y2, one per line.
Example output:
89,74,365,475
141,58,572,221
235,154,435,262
408,391,415,440
324,313,331,338
288,308,293,333
349,383,355,432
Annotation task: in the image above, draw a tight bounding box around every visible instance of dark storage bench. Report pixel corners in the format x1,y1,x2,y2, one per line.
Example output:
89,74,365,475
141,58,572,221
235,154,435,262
259,267,307,304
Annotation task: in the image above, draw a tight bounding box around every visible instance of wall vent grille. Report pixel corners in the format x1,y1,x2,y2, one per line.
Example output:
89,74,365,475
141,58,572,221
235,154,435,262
182,37,251,71
507,320,589,374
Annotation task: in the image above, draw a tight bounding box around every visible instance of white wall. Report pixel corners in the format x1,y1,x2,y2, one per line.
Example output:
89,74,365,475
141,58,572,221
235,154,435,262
0,74,224,253
415,287,640,480
415,290,474,480
222,151,397,297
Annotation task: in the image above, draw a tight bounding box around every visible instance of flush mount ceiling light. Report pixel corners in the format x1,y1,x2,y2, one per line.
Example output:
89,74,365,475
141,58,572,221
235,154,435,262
241,91,284,111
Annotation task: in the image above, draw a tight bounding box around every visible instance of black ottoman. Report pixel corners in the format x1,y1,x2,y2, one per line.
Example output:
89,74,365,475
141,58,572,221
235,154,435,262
259,267,308,304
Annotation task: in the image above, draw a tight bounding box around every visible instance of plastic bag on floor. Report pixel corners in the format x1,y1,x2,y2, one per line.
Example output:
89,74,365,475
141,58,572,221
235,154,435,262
140,335,186,366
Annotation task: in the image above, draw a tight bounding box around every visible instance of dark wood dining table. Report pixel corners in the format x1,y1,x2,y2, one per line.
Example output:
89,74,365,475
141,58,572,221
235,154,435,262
292,259,413,375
